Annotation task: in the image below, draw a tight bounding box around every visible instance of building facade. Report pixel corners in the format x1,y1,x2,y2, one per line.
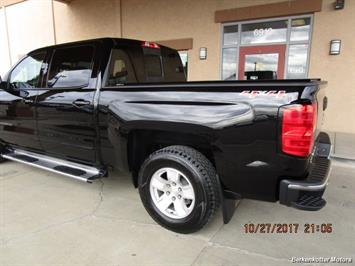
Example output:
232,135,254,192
0,0,354,134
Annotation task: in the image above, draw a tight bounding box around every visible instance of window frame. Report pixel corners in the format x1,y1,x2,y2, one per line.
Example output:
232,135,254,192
8,50,47,91
45,44,96,89
220,14,313,80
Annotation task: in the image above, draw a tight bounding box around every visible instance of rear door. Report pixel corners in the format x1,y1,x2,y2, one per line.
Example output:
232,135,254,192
35,43,98,164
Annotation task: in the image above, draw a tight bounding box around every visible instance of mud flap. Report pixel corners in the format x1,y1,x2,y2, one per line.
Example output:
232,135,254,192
222,197,241,224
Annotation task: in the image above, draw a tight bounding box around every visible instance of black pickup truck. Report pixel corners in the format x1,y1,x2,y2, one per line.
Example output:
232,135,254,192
0,38,331,233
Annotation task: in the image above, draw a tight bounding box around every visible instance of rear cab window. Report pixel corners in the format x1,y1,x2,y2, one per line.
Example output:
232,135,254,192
142,43,186,82
142,46,164,82
106,49,137,86
106,41,186,86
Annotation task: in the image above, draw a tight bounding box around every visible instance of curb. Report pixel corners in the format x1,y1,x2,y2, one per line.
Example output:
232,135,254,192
331,156,355,168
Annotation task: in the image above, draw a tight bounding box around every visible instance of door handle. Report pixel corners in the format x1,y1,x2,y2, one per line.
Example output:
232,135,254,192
72,99,91,108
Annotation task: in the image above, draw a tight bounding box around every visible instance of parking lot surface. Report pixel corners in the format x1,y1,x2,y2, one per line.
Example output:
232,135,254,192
0,159,354,266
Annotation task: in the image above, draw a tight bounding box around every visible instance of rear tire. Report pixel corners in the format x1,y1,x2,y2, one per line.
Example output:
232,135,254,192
138,145,220,233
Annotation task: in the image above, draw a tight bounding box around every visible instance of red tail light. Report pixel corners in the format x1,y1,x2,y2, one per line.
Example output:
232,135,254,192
281,103,317,157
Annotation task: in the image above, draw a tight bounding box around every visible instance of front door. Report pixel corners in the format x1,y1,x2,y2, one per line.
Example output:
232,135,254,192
0,51,46,151
239,45,286,80
36,44,97,164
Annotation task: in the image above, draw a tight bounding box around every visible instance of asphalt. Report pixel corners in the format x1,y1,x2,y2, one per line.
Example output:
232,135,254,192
0,159,354,266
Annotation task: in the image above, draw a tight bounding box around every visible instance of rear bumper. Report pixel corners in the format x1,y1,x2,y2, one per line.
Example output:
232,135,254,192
279,132,332,211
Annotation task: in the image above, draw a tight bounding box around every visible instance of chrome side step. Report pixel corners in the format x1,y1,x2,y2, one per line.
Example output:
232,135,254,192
1,149,104,183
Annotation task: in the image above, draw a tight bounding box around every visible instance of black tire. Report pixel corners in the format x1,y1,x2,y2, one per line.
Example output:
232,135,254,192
138,145,220,234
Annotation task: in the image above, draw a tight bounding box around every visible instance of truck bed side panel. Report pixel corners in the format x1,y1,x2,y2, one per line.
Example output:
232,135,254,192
98,82,323,201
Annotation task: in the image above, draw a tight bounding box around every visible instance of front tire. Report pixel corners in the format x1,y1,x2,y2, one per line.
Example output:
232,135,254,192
0,145,6,163
138,145,220,233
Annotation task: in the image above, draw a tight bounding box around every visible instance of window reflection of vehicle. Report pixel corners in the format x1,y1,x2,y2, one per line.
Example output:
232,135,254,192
47,69,92,88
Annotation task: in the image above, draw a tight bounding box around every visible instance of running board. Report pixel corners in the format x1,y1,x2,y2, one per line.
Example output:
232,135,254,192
1,149,104,183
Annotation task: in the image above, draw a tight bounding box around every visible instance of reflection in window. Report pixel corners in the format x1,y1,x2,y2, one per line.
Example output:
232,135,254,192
287,44,308,79
10,52,46,89
290,18,311,41
241,20,288,45
222,48,237,80
223,25,238,46
47,46,93,88
245,54,279,72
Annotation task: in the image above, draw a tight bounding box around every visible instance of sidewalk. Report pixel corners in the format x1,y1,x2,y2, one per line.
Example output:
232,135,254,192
329,132,355,160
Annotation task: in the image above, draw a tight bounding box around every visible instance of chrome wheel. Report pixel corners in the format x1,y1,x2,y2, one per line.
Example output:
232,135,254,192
149,167,195,219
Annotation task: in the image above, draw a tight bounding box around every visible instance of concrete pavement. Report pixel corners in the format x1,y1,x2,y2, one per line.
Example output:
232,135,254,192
0,160,355,266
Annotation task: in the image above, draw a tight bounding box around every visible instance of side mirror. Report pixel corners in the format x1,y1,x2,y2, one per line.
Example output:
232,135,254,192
0,75,6,90
0,76,13,93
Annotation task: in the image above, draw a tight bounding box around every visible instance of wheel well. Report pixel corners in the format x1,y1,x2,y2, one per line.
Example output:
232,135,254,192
128,130,216,187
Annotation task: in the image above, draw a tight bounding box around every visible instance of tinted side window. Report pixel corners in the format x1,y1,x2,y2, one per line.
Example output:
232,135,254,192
106,49,136,86
145,55,162,77
47,45,94,88
162,48,186,82
10,52,46,89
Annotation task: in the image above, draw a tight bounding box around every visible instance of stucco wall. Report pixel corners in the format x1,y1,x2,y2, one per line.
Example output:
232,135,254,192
53,0,121,44
1,0,54,76
122,0,285,81
5,0,55,63
309,0,355,133
0,7,11,76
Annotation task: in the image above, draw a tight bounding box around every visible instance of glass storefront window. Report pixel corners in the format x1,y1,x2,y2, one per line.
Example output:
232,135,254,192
222,48,237,80
287,44,308,79
290,17,311,41
241,20,288,45
221,16,312,80
223,25,238,46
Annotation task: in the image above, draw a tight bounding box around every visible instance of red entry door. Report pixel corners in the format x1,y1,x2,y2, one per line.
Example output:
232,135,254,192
238,45,286,80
